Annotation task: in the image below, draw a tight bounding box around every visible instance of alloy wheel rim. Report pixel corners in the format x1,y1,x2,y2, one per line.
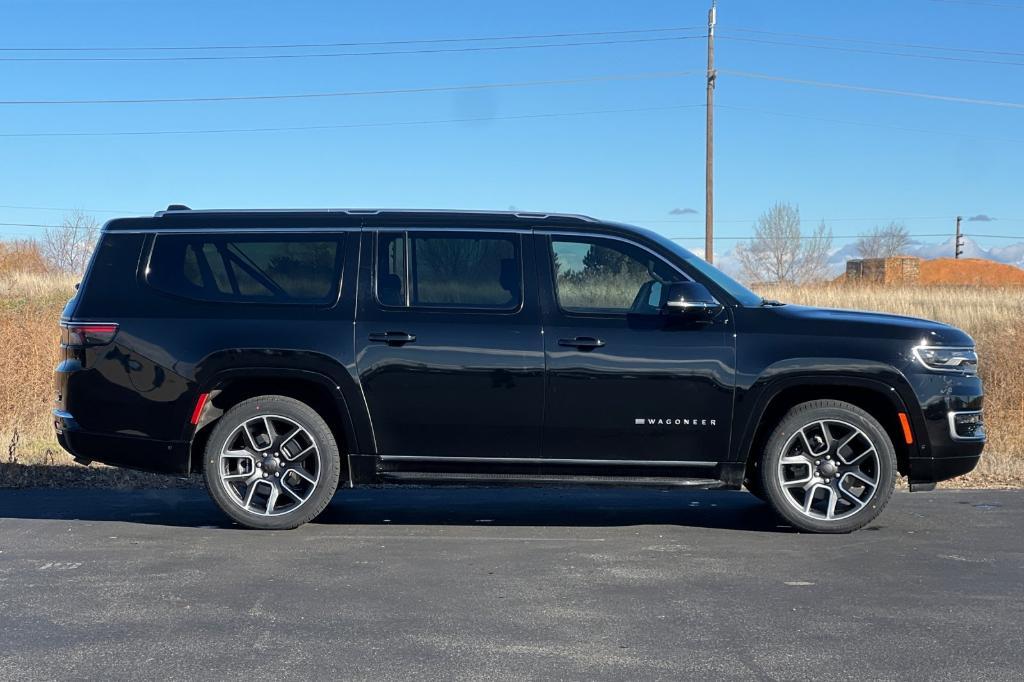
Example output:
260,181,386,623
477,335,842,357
777,419,880,521
218,414,322,517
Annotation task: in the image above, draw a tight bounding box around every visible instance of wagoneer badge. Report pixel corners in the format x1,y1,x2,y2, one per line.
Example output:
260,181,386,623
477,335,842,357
635,418,718,426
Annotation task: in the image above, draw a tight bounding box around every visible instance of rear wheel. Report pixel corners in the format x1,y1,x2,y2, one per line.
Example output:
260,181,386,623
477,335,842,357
203,395,341,530
761,400,896,533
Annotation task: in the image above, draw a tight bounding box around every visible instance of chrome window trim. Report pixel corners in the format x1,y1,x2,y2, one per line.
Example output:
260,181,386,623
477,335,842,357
379,455,717,467
110,227,362,235
947,410,986,442
387,226,533,235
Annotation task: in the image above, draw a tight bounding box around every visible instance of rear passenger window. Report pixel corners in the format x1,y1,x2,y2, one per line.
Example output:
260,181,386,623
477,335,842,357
375,231,521,310
147,233,344,304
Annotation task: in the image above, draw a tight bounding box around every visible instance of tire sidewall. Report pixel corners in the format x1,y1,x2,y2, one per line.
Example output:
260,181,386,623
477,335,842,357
203,396,341,530
761,401,897,533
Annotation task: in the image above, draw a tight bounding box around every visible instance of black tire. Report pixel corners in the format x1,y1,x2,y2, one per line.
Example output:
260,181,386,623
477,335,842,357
760,400,896,533
744,470,769,502
203,395,341,530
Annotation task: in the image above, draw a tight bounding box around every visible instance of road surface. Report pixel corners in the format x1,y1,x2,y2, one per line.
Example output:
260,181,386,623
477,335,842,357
0,486,1021,680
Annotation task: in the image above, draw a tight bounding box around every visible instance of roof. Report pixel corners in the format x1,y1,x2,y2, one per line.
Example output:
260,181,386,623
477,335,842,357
102,206,602,232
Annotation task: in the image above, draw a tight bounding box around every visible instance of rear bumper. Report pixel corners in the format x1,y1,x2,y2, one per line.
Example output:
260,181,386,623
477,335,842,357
54,409,190,475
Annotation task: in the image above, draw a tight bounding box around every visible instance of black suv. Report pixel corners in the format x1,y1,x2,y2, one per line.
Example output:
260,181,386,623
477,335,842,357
54,207,985,532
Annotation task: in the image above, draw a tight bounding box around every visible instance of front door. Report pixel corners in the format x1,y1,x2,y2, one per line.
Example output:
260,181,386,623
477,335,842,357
355,227,544,460
538,232,735,464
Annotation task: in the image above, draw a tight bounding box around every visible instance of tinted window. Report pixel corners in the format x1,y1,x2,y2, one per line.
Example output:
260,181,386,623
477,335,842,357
375,231,520,310
638,227,762,306
376,232,407,306
551,236,686,314
148,233,343,304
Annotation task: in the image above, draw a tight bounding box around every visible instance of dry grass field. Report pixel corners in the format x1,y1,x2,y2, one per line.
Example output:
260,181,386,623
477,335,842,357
1,269,1021,487
756,283,1024,487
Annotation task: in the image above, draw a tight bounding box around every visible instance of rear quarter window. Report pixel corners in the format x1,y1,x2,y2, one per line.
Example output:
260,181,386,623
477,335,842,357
146,233,344,304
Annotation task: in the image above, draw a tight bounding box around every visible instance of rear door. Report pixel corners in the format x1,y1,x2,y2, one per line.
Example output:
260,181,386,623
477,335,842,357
537,231,736,464
354,226,544,461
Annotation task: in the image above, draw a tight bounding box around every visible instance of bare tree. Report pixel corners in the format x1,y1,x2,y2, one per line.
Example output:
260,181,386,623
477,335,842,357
0,239,49,274
855,221,911,259
735,202,833,284
800,219,834,282
41,210,99,273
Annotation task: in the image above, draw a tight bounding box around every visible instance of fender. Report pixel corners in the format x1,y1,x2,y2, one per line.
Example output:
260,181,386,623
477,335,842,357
181,365,372,461
731,358,927,464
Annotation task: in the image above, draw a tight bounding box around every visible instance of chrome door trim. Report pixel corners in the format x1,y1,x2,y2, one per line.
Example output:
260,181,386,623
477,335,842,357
379,455,717,467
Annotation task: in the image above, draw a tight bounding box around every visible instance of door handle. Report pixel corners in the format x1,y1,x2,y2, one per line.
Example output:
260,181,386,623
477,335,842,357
558,336,605,350
368,331,417,346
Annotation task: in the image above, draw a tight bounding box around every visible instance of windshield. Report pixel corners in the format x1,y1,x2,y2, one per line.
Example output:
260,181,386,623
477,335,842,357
637,227,764,306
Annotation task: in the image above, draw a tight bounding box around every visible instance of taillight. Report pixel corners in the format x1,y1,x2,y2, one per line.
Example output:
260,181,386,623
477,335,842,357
60,322,119,348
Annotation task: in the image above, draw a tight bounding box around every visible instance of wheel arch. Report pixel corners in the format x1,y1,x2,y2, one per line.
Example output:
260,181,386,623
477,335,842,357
739,374,921,484
186,368,364,477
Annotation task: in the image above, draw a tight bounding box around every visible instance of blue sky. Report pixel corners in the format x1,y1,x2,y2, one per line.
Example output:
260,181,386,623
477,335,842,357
1,0,1022,253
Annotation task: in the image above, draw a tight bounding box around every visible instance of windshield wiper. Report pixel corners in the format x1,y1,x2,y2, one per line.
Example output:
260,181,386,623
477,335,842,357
760,299,786,307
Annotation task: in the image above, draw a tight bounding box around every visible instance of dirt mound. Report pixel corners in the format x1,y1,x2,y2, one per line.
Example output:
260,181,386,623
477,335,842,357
918,258,1024,286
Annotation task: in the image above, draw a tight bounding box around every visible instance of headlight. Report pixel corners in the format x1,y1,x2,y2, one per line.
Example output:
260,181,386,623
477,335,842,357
913,345,978,374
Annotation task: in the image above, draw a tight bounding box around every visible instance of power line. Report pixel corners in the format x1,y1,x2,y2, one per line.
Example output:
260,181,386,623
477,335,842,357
719,69,1024,109
670,234,951,240
717,35,1024,67
0,204,143,214
0,104,703,139
0,35,704,63
2,217,1021,240
715,103,1024,144
927,0,1024,9
0,71,694,105
725,27,1024,58
639,216,954,224
3,219,1019,239
0,26,704,52
2,100,1014,145
668,233,1024,241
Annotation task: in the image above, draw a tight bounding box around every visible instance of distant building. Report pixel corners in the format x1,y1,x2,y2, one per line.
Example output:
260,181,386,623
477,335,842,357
845,256,921,284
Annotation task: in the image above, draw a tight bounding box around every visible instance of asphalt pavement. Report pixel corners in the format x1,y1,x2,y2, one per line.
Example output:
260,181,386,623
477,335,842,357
0,486,1021,681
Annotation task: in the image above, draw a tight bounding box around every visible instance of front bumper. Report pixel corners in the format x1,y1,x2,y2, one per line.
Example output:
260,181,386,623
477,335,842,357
905,371,985,485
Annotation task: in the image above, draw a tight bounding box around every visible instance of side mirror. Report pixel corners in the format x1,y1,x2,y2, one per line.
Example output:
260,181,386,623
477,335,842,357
661,282,722,315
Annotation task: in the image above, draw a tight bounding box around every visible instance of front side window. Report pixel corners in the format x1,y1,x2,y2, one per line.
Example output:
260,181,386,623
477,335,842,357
148,233,343,304
550,236,686,314
375,231,521,310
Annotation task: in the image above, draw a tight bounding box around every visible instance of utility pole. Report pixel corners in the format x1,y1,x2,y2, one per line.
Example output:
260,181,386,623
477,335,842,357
705,0,717,264
955,215,964,259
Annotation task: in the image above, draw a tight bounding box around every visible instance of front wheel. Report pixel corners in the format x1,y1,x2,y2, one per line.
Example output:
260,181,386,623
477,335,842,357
203,395,341,530
761,400,896,533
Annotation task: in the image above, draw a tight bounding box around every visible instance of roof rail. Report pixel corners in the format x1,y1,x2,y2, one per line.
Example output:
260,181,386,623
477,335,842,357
150,207,597,222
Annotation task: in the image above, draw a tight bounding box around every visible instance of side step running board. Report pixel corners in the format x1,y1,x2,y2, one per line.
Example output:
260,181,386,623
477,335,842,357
377,471,725,488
